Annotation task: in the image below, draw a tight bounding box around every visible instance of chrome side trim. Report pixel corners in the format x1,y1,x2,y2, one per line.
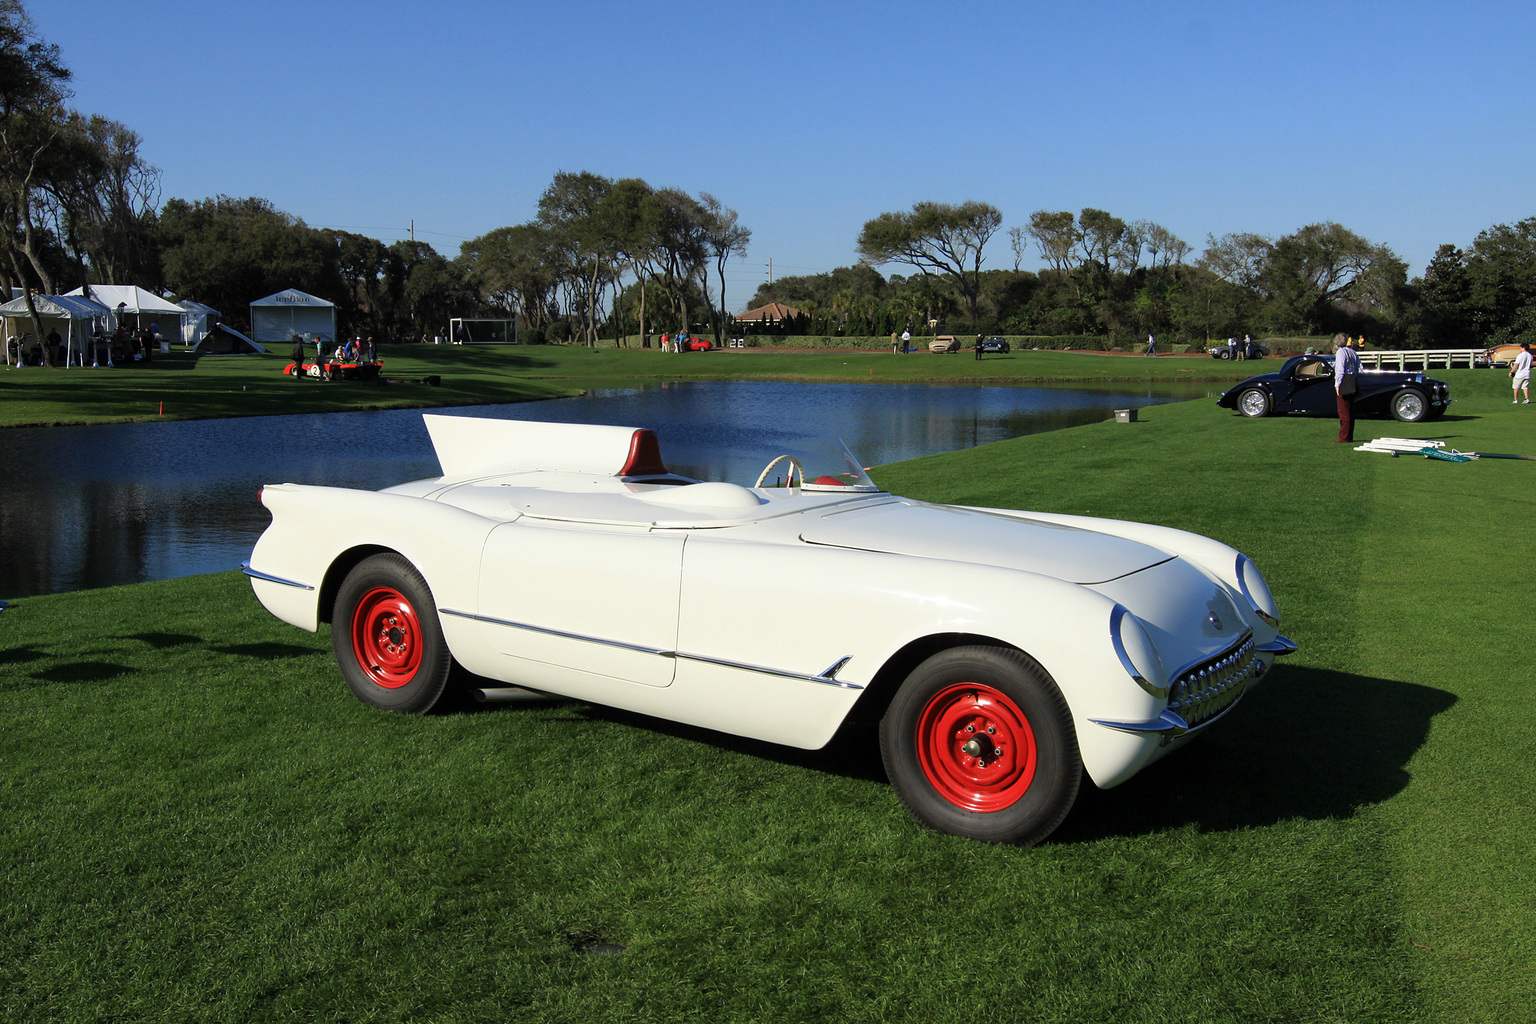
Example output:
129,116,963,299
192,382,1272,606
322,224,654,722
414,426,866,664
676,651,864,690
240,562,315,591
441,608,863,691
1258,634,1298,656
440,608,673,657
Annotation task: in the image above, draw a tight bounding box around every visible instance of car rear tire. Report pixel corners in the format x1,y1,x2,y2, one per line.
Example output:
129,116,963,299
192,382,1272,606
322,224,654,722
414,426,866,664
332,553,454,713
1237,388,1272,418
1391,389,1428,422
880,646,1081,846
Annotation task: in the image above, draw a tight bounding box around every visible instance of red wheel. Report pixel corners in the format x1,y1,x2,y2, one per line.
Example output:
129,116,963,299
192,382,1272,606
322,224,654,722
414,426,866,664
881,646,1080,845
349,586,425,688
914,683,1038,812
331,553,455,713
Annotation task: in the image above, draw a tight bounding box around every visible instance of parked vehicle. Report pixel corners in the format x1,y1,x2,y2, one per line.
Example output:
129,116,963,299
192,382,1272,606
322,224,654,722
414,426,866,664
246,415,1297,846
1217,354,1451,422
929,336,961,353
980,336,1011,354
1209,339,1268,360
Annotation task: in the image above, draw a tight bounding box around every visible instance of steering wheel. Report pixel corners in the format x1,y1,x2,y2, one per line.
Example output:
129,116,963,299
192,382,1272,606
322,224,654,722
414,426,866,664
754,455,805,489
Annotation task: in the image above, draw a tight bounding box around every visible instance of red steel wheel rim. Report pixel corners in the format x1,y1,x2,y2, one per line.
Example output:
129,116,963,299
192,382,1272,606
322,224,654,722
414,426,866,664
915,682,1038,811
350,586,422,689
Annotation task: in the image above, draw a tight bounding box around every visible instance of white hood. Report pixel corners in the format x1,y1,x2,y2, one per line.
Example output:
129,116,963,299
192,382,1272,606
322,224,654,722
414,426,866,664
798,502,1173,585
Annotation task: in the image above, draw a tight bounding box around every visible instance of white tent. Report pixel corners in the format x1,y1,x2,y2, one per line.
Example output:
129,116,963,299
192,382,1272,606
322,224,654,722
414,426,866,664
0,294,110,366
178,300,221,347
64,284,185,340
250,289,335,345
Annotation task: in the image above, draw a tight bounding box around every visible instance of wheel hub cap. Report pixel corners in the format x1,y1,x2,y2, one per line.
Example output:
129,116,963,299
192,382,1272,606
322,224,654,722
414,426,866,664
915,683,1038,811
351,587,422,689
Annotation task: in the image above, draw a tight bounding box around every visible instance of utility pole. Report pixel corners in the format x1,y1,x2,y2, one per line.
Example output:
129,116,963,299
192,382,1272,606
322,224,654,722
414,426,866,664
410,219,415,243
765,257,772,284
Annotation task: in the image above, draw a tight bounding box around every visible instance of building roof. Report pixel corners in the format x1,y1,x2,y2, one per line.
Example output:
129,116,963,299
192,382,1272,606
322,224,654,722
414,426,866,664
736,301,802,322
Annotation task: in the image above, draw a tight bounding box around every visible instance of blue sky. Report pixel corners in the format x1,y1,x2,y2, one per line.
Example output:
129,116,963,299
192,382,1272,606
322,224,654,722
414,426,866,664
31,0,1536,310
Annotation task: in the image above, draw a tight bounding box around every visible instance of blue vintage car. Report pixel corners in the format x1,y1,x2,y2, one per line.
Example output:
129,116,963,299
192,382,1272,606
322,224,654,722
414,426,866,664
1217,354,1451,422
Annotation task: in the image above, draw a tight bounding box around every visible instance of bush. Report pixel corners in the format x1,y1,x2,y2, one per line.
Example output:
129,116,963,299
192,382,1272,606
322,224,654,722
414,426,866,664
521,326,546,346
547,321,571,343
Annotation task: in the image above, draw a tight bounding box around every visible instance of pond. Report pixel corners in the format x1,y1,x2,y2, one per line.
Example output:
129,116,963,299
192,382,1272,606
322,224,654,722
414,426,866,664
0,380,1211,599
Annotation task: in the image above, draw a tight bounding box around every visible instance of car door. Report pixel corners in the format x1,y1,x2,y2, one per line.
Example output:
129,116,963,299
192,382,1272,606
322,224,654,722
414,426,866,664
1284,357,1336,414
476,519,683,688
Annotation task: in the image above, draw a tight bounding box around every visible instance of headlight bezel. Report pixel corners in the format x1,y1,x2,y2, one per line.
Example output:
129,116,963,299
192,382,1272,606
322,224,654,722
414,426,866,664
1235,554,1280,628
1110,604,1169,700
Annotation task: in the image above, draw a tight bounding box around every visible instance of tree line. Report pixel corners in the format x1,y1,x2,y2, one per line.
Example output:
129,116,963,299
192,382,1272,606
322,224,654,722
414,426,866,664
5,1,1534,354
740,202,1534,349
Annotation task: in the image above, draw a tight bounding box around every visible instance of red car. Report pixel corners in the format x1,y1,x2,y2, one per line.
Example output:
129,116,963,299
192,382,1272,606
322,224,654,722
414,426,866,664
668,335,712,352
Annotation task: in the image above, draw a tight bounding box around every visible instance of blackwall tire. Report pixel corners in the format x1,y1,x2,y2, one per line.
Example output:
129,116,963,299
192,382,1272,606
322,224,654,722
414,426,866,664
331,553,454,713
879,646,1081,846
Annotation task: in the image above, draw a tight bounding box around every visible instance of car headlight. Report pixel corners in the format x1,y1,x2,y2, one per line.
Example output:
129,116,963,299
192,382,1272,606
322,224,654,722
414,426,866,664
1236,554,1280,627
1111,605,1168,699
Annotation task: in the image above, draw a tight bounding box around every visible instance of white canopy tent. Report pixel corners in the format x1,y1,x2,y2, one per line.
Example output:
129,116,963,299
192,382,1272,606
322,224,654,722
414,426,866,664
64,284,185,340
0,294,110,366
178,300,221,347
250,289,335,345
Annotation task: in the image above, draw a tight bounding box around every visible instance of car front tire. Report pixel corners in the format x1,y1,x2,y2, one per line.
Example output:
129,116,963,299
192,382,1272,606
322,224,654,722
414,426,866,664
1391,389,1428,422
880,646,1081,846
1237,387,1272,417
332,553,454,713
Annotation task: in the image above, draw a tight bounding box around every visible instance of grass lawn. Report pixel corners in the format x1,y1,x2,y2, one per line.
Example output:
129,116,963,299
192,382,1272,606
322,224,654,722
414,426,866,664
0,343,1265,429
2,366,1532,1021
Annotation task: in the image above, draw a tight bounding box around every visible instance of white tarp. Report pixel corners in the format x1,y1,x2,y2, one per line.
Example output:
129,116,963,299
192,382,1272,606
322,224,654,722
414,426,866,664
193,322,267,355
250,288,335,345
178,300,221,346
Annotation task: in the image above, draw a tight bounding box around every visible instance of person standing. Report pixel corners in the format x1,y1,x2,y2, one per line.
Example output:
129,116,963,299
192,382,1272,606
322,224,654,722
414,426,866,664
290,334,306,378
975,334,984,361
1145,333,1156,356
1333,333,1361,443
1512,342,1532,404
900,328,911,354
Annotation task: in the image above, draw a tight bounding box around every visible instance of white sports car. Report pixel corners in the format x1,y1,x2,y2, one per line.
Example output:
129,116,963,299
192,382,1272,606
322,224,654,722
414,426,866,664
245,414,1296,846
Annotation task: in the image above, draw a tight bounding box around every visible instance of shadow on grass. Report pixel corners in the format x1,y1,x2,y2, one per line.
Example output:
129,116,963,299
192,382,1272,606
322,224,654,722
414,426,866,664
1054,665,1456,843
25,661,133,685
485,663,1455,841
0,644,49,666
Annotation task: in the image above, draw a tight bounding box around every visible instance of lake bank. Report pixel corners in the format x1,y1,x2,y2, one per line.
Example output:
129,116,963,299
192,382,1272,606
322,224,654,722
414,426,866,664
0,343,1288,429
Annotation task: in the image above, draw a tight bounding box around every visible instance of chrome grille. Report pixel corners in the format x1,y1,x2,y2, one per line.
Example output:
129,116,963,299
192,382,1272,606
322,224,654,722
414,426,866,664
1167,634,1259,728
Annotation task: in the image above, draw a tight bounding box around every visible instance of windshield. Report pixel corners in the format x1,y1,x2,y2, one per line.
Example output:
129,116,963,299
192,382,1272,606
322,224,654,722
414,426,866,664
749,439,882,492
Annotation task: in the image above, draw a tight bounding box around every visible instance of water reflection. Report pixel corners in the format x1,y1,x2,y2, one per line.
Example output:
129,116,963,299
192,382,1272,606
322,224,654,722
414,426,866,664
0,380,1206,598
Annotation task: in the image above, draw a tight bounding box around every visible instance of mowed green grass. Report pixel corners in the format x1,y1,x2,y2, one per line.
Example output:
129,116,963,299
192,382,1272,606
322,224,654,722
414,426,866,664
0,343,1259,428
2,369,1533,1022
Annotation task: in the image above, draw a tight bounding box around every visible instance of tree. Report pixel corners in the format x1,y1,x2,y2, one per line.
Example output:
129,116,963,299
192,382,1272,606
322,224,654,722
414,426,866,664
1463,218,1536,345
857,200,1002,322
1260,222,1402,334
458,222,560,329
0,0,71,362
1025,211,1080,275
700,192,749,344
158,196,340,319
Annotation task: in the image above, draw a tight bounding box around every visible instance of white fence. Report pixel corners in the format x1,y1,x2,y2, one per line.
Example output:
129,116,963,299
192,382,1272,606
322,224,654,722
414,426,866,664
1356,348,1483,370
